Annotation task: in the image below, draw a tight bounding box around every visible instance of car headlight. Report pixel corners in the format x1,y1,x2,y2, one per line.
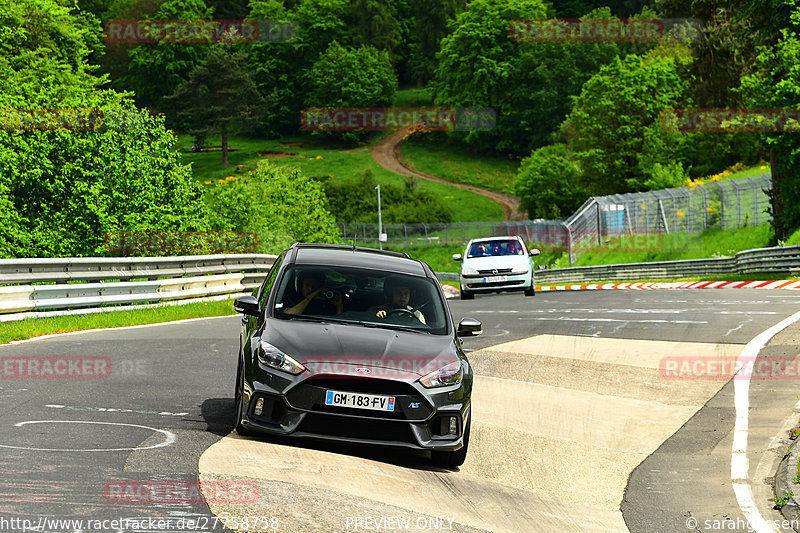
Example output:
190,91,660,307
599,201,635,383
511,266,530,274
462,267,478,275
419,360,463,388
258,341,305,375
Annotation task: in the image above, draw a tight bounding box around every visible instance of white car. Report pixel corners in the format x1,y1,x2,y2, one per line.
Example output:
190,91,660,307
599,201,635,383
452,236,540,300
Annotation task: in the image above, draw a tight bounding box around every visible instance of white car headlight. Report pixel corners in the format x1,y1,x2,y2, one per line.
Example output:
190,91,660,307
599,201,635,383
419,360,463,388
258,341,305,375
462,267,478,275
511,266,530,274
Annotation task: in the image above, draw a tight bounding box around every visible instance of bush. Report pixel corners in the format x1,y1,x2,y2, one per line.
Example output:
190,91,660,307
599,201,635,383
204,161,342,253
515,144,588,219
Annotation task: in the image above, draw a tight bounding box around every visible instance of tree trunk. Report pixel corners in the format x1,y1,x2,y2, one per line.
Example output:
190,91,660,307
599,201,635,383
221,124,228,167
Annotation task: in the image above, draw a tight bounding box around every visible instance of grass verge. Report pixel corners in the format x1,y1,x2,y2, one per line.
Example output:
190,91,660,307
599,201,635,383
0,299,237,345
179,133,504,222
399,136,519,194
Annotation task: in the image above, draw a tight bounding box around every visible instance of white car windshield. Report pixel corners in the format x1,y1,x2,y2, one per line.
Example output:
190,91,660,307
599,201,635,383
468,240,524,258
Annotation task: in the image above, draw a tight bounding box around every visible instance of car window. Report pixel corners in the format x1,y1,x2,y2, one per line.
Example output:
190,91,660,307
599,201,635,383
272,265,448,335
256,251,285,310
468,240,525,257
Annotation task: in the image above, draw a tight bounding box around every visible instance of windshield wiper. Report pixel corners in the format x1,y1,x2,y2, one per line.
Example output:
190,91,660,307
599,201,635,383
358,322,431,334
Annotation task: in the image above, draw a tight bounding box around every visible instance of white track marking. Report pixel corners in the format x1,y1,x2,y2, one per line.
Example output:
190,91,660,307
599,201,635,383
0,420,176,452
731,310,800,533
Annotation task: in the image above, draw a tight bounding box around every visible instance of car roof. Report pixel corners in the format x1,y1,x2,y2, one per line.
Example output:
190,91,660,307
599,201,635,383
289,243,430,277
469,236,523,244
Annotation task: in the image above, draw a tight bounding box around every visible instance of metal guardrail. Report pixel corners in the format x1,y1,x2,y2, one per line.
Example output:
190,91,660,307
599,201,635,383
534,245,800,284
3,244,798,321
0,254,277,321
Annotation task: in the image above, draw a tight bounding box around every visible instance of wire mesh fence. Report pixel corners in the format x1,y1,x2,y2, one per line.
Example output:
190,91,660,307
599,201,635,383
338,174,772,265
564,174,771,263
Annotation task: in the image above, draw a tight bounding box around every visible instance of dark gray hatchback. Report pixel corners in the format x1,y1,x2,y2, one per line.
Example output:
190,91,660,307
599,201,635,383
233,243,482,467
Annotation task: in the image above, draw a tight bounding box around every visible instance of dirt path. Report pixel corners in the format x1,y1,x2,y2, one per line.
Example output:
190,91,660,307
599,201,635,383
370,127,526,221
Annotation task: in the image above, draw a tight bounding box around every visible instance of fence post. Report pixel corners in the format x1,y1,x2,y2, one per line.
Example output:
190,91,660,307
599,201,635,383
403,224,408,247
444,224,448,244
714,182,725,230
746,176,758,225
596,200,602,245
698,185,708,229
423,223,428,244
461,222,465,244
567,225,574,265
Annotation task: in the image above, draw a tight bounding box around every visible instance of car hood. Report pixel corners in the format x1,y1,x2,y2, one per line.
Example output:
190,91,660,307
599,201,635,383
462,255,530,269
264,320,458,378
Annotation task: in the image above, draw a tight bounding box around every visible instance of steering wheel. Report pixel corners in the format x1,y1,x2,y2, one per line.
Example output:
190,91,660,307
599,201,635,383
386,308,421,321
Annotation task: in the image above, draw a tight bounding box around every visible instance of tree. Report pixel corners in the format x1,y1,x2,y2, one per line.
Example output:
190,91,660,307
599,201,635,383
740,3,800,241
169,40,265,166
515,144,588,219
407,0,460,83
0,0,208,257
305,41,397,141
204,161,342,253
565,48,692,194
114,0,212,112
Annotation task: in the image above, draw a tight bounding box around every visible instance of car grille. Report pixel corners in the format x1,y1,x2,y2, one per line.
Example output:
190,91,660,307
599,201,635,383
467,280,525,288
296,413,418,445
476,268,514,274
285,378,433,421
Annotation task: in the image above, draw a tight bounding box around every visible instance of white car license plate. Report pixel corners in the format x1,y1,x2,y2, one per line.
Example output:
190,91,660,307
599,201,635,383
482,275,507,283
325,390,395,412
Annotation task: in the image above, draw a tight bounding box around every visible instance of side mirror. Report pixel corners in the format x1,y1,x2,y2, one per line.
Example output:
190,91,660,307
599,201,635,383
457,317,482,337
529,248,540,256
538,264,548,270
452,254,463,261
233,294,260,317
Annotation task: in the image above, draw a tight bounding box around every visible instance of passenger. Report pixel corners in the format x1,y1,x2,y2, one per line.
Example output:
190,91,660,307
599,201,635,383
472,243,487,257
285,272,342,315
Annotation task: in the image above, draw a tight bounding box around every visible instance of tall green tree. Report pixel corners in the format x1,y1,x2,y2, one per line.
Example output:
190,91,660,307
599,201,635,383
169,40,265,166
407,0,460,84
114,0,212,112
740,3,800,241
565,48,692,194
0,0,207,257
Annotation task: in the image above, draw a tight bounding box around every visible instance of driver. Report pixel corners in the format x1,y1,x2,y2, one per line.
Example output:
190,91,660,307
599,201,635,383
369,278,426,324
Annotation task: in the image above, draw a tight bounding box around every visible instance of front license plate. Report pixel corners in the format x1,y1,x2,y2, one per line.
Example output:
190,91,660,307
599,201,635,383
482,275,508,283
325,390,395,412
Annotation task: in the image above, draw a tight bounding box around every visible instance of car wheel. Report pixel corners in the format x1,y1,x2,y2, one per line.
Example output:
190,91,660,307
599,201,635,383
524,277,535,296
234,358,255,437
431,419,470,468
460,289,474,300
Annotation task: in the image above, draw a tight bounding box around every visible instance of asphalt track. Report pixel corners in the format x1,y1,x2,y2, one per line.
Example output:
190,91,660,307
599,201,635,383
2,290,800,532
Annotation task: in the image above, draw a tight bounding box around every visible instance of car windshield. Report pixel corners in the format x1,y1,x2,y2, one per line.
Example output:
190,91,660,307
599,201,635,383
272,266,449,335
468,240,524,257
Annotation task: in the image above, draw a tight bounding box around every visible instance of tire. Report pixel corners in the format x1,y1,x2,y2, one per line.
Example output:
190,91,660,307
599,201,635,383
460,289,474,300
234,358,255,437
431,419,470,468
524,277,535,296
